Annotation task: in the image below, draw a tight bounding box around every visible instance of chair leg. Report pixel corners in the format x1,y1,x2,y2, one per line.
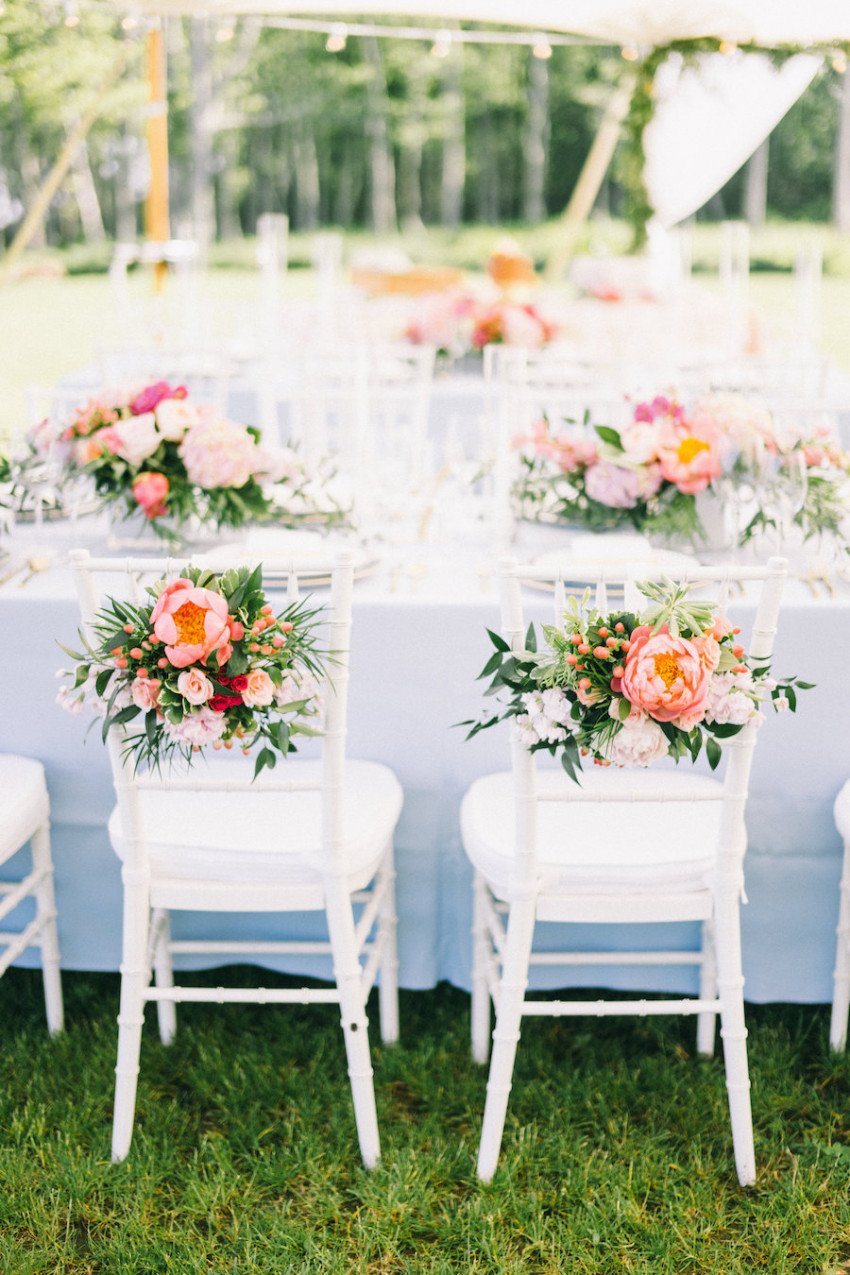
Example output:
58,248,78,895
112,869,151,1163
30,823,63,1035
477,897,536,1183
830,845,850,1051
714,888,755,1187
151,908,177,1047
471,872,492,1065
325,873,381,1169
696,918,717,1057
377,841,399,1046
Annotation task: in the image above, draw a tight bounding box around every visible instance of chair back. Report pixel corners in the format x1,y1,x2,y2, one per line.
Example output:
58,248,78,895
69,548,354,874
497,556,787,891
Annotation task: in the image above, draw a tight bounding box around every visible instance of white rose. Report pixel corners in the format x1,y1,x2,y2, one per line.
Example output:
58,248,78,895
618,422,659,465
110,412,162,467
156,399,203,442
177,668,214,705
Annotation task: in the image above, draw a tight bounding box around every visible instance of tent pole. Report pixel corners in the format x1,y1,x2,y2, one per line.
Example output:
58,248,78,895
544,77,634,283
145,20,171,293
0,43,133,285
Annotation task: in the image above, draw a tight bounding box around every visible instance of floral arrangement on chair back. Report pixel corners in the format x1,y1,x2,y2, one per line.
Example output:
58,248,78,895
463,577,811,781
513,391,850,550
58,565,326,778
36,381,345,543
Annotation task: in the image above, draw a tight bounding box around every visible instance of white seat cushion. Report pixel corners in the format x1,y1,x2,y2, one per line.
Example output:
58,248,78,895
0,755,49,862
835,780,850,842
461,768,725,901
108,759,403,892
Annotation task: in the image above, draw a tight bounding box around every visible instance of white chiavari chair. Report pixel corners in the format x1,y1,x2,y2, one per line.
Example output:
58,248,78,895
461,555,787,1185
829,787,850,1050
70,548,402,1166
0,756,63,1034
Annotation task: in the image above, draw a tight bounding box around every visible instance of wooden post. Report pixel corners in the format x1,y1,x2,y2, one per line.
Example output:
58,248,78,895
0,43,133,285
544,77,634,283
145,21,170,292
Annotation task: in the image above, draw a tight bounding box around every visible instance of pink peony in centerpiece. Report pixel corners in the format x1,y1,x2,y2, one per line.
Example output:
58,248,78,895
151,579,233,669
178,418,261,489
132,471,169,519
129,381,187,415
619,623,710,726
657,418,722,495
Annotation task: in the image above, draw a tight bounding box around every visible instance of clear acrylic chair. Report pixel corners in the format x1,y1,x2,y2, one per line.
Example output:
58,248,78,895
70,548,402,1166
0,755,64,1034
461,556,786,1185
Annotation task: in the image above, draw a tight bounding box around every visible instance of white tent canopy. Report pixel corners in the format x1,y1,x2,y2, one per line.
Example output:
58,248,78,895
135,0,850,46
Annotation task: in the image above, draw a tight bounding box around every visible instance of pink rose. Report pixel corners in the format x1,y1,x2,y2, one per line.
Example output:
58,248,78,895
132,471,169,519
110,412,162,467
151,580,232,669
177,668,214,705
129,381,187,415
130,677,160,712
241,668,275,708
708,615,733,641
621,624,710,725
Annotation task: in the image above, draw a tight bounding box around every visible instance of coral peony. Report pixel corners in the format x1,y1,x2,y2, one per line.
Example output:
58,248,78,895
621,624,710,724
657,419,722,495
151,579,232,669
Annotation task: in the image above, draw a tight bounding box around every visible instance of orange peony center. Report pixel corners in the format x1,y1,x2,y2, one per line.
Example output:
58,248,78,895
677,436,710,465
653,652,682,690
172,601,207,646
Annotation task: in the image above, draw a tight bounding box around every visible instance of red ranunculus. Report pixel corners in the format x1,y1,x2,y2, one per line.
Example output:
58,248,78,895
209,693,242,712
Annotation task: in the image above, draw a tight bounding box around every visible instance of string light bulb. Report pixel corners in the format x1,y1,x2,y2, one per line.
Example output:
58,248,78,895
718,39,737,55
431,28,452,58
120,13,139,32
620,45,639,62
325,23,347,53
215,20,235,43
531,34,552,60
63,1,80,27
833,51,848,73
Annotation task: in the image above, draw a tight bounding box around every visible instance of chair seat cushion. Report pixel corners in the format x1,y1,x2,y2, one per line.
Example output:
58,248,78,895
0,755,49,862
461,768,725,900
108,759,403,890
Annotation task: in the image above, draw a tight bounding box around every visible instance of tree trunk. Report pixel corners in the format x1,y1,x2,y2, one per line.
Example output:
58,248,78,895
476,114,499,222
189,17,216,246
293,118,320,230
362,37,396,234
439,50,465,227
744,137,769,229
215,132,242,240
523,51,549,223
398,64,426,233
834,70,850,232
69,138,106,243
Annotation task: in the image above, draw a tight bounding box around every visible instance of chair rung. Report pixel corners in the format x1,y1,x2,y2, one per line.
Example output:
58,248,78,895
521,997,721,1018
168,940,332,956
536,789,722,803
526,950,704,967
0,869,48,925
145,985,341,1005
0,917,47,974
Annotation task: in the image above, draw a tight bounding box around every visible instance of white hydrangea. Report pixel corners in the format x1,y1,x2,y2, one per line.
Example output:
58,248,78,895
704,671,758,727
516,686,572,747
274,669,324,717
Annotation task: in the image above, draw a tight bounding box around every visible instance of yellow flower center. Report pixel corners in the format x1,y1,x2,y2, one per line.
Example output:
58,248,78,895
677,436,710,465
653,653,682,690
173,600,207,646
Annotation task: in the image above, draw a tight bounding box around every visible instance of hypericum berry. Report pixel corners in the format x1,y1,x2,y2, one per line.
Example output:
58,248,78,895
578,677,591,690
614,622,625,633
612,665,624,678
606,637,618,648
123,623,134,634
578,643,590,655
565,653,578,666
598,627,609,638
593,647,610,659
129,647,143,660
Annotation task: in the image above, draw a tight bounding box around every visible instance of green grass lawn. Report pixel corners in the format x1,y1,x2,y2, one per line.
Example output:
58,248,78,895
3,966,850,1272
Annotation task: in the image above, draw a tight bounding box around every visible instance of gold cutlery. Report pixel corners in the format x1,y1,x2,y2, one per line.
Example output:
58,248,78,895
17,555,52,588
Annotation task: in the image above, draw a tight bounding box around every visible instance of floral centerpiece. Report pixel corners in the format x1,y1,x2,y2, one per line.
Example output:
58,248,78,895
405,291,558,362
44,380,346,543
58,564,326,777
462,578,810,781
513,392,850,551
